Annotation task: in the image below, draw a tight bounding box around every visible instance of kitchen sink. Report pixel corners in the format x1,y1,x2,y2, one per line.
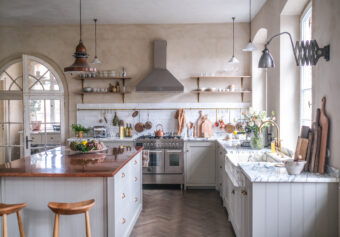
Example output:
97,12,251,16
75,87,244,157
224,149,293,187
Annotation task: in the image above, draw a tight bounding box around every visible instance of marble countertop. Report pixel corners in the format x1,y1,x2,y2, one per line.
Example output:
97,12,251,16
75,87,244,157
239,162,339,183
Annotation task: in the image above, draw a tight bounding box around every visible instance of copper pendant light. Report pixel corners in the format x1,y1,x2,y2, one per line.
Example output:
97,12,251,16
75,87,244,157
64,0,96,73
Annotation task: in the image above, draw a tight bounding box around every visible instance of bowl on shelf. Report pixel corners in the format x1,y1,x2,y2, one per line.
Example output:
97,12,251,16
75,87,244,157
83,87,92,92
205,88,217,92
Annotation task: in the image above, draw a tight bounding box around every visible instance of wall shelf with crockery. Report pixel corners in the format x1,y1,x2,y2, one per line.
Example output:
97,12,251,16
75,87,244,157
75,74,132,103
190,76,252,102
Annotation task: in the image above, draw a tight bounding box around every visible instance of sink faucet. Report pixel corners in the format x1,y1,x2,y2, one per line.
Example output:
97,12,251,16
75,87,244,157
259,121,282,153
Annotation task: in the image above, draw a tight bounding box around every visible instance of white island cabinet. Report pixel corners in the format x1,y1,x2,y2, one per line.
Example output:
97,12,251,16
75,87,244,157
0,147,143,237
184,141,216,188
224,160,339,237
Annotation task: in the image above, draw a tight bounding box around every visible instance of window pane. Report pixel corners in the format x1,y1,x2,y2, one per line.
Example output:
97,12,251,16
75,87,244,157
301,66,312,89
28,60,60,91
0,62,23,91
302,89,312,120
30,100,45,131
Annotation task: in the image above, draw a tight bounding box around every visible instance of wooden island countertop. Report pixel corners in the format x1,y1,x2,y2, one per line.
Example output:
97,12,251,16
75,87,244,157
0,146,143,177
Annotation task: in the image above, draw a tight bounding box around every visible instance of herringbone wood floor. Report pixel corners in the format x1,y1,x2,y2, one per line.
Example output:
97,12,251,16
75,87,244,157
130,189,235,237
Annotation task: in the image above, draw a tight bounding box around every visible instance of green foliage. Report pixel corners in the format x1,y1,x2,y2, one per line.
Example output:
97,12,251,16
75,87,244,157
71,124,89,133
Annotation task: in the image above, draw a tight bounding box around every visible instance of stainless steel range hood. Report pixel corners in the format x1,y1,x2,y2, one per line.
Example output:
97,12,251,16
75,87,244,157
136,40,184,92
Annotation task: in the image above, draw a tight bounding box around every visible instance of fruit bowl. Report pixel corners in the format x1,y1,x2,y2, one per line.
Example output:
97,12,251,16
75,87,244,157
68,140,107,155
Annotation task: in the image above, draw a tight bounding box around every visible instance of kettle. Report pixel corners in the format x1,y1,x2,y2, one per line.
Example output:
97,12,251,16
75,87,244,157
154,124,164,137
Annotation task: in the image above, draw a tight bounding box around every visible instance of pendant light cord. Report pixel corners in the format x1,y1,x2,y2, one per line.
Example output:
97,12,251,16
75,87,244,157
79,0,82,42
232,17,235,57
94,19,97,57
249,0,252,42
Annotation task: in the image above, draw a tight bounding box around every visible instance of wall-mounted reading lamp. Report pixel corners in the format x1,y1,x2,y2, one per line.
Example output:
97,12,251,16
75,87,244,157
258,31,330,68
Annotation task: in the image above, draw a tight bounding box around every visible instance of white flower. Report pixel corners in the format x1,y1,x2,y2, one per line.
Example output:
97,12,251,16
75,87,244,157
255,119,262,127
249,121,255,127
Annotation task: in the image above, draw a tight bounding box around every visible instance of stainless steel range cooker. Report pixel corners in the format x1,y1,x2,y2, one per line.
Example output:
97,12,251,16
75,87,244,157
135,135,184,186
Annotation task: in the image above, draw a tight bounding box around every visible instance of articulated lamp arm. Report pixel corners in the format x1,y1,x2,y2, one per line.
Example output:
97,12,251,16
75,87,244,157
264,32,299,66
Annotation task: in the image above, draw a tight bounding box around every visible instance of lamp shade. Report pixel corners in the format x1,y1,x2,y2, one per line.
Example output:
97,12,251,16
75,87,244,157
258,48,275,68
64,41,97,73
91,56,101,64
243,41,257,52
228,56,239,64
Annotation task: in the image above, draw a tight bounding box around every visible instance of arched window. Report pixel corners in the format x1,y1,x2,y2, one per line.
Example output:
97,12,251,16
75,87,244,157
0,55,65,163
300,2,312,127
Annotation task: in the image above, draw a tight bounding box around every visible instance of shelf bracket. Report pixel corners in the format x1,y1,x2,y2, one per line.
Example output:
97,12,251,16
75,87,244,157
197,77,200,103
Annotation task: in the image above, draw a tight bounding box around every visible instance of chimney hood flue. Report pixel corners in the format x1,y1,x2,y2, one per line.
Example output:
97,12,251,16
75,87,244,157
136,40,184,92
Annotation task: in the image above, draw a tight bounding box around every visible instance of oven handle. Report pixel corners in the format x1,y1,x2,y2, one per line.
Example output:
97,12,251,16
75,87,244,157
149,150,163,153
165,150,183,153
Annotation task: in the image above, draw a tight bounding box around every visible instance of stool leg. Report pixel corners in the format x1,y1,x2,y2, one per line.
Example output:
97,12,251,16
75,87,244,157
16,211,25,237
53,214,59,237
3,214,7,237
85,211,91,237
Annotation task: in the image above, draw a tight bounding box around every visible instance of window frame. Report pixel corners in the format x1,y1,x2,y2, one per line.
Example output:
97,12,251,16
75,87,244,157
300,2,312,128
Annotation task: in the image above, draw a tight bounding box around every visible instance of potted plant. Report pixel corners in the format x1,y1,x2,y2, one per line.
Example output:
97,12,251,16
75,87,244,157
72,124,89,138
242,109,275,149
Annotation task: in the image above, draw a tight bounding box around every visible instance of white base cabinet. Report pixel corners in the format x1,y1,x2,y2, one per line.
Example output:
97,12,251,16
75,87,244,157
224,169,338,237
185,141,216,188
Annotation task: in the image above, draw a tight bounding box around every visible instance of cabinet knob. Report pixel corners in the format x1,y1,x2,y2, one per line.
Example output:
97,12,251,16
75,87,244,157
220,166,222,169
134,177,138,182
121,193,126,199
241,190,247,196
122,218,126,224
134,160,137,165
134,197,138,202
121,172,125,178
186,150,190,152
232,190,235,195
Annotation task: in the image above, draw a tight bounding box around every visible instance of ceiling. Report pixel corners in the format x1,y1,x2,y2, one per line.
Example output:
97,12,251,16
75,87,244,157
0,0,267,25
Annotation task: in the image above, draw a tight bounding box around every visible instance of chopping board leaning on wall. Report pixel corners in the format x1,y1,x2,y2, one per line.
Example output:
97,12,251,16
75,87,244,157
318,97,329,174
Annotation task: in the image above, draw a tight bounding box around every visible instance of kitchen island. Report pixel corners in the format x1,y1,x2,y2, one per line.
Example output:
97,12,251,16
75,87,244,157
0,146,143,237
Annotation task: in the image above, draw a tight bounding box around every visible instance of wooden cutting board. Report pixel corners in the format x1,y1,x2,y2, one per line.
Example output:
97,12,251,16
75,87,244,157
318,97,329,174
196,111,204,137
294,137,309,161
304,132,313,171
309,109,321,173
201,116,214,138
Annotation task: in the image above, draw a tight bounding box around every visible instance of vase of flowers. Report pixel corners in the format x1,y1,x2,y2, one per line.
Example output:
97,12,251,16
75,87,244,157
242,109,275,150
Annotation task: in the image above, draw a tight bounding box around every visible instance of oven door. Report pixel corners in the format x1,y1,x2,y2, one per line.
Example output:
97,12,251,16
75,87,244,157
164,149,184,174
143,149,165,174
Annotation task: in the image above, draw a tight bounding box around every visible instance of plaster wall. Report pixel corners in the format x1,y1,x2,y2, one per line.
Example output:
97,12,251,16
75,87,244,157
0,23,251,135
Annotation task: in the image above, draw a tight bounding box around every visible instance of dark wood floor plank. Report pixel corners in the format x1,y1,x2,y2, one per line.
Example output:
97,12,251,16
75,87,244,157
131,189,235,237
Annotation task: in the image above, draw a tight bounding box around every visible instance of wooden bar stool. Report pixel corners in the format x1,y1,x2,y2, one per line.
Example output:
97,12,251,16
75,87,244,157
0,202,27,237
48,199,95,237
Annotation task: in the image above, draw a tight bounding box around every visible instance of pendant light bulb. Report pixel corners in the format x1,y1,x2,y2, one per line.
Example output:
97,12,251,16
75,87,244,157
91,18,101,64
243,0,257,52
229,17,239,64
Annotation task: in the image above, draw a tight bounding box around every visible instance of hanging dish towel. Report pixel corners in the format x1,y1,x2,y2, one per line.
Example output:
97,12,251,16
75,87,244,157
142,150,149,167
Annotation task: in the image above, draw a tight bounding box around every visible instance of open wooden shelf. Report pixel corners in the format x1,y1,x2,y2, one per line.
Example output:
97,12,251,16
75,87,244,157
191,76,251,79
76,76,132,103
191,75,252,102
75,76,132,80
191,90,251,94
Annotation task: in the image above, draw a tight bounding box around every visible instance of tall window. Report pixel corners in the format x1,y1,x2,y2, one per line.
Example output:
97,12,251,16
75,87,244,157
300,4,312,127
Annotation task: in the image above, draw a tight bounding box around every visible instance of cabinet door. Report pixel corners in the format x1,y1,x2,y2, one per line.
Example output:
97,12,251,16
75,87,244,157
186,142,215,186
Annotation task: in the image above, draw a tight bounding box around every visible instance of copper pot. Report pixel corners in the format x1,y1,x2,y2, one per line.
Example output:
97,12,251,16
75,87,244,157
154,124,164,137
